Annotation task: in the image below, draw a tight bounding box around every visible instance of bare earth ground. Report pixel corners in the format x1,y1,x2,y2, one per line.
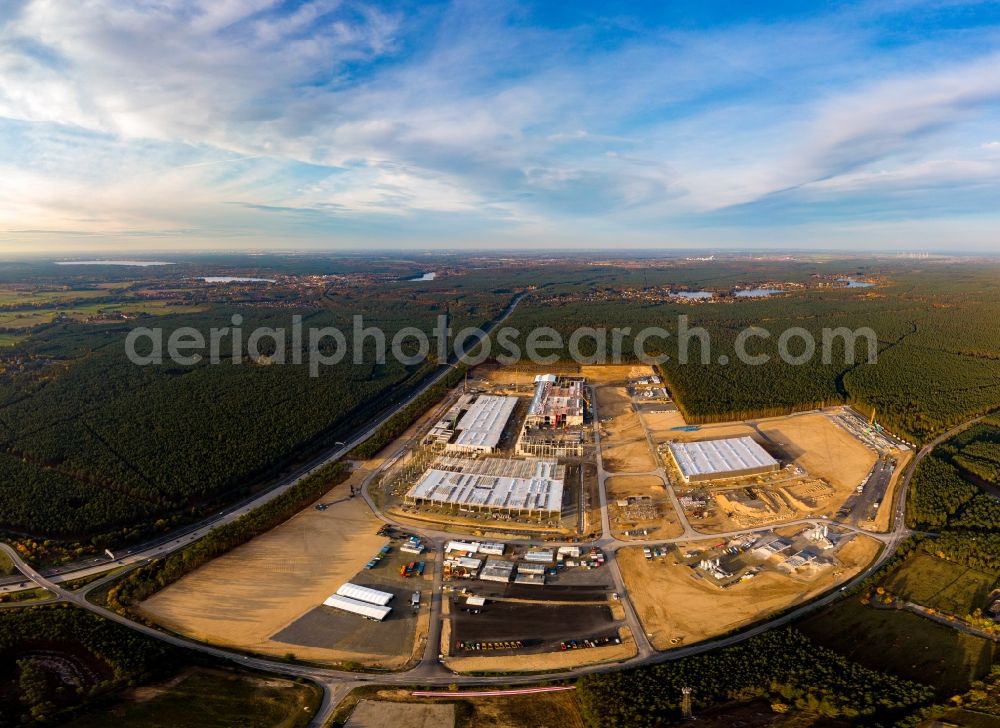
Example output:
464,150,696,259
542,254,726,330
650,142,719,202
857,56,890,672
619,536,882,650
596,385,656,472
605,475,684,540
338,687,585,728
757,412,877,492
444,625,636,673
661,421,758,443
139,464,428,668
641,408,688,435
345,700,455,728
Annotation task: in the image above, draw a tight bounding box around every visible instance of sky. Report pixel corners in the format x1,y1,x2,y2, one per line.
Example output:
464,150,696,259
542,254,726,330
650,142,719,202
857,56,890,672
3,0,1000,253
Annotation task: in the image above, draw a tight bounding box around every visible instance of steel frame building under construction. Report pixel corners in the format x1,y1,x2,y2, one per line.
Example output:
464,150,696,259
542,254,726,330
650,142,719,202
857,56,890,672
404,455,565,518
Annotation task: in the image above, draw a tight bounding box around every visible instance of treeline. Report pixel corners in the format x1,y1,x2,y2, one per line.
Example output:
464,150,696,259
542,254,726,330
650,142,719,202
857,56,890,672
575,628,933,727
350,364,467,459
907,422,1000,531
918,531,1000,573
0,605,185,725
500,263,1000,444
107,461,349,610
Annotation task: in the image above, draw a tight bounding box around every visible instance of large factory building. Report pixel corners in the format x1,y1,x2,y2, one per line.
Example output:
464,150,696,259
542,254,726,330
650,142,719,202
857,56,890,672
667,436,779,483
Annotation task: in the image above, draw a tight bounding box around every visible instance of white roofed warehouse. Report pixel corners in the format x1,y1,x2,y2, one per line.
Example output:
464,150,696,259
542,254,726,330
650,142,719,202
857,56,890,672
322,594,392,621
336,583,394,606
667,436,779,483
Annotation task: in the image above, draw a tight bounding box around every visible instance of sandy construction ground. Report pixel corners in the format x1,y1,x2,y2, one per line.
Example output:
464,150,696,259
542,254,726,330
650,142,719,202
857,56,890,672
605,475,684,539
660,421,757,443
345,701,455,728
619,536,881,650
757,412,876,491
597,385,656,472
641,408,688,435
139,465,426,667
581,364,654,385
444,625,636,673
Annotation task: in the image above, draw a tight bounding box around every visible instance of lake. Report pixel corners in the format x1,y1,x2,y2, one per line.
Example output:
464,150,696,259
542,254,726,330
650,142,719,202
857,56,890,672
839,278,874,288
56,260,173,266
671,290,713,300
734,288,782,298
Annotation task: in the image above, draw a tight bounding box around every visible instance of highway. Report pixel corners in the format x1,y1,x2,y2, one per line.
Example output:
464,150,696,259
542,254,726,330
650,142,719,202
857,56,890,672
2,348,984,725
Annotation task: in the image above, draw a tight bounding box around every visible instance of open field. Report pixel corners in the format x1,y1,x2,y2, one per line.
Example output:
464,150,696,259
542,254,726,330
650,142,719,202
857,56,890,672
345,700,455,728
596,385,656,472
334,686,585,728
799,600,998,697
139,464,429,668
757,412,876,491
658,421,758,443
605,475,684,539
618,535,881,650
882,552,998,616
65,668,321,728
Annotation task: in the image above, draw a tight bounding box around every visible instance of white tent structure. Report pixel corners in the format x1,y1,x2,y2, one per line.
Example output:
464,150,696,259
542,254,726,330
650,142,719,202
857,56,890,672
336,583,394,606
322,594,391,621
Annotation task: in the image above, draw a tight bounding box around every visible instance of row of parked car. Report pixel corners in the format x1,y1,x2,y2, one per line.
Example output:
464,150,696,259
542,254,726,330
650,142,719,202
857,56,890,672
456,640,523,651
560,635,621,650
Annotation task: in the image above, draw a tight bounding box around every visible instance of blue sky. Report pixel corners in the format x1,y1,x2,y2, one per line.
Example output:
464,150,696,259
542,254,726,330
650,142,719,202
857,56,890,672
2,0,1000,252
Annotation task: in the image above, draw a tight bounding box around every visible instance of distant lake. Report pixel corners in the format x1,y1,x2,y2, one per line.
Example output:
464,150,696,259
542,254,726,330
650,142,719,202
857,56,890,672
839,278,874,288
200,276,275,283
671,290,713,300
406,272,437,281
56,260,173,267
735,288,782,298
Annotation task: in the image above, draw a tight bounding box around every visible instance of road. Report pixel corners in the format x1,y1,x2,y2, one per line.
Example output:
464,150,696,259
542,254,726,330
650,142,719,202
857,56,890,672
3,358,986,724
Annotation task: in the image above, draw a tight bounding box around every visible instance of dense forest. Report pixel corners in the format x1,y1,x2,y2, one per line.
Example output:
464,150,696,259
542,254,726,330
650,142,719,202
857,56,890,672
504,262,1000,442
7,256,1000,552
907,420,1000,531
0,283,510,551
575,628,933,727
0,605,185,725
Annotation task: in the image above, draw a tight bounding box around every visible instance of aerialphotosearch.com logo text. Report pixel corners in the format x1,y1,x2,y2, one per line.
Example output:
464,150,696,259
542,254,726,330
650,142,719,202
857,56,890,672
124,314,878,376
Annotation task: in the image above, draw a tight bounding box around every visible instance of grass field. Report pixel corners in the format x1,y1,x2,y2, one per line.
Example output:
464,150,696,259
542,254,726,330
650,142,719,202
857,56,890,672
0,550,15,576
65,668,321,728
334,686,585,728
798,600,997,696
883,552,998,616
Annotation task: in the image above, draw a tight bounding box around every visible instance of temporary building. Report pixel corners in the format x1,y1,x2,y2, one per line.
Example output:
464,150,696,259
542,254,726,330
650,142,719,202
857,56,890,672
323,594,391,621
336,582,394,606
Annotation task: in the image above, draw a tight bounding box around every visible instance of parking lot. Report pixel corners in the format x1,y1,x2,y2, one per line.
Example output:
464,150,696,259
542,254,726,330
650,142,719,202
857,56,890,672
450,599,620,655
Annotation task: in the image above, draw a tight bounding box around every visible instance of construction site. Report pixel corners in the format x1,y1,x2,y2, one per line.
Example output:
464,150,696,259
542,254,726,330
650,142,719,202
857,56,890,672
376,370,593,537
619,528,882,650
134,362,903,678
654,408,909,533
